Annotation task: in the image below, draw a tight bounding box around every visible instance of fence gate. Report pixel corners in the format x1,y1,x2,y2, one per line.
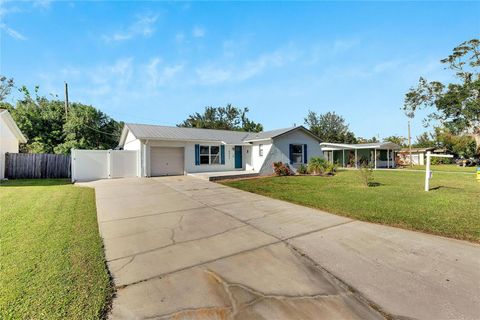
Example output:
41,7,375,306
4,153,71,179
71,149,138,182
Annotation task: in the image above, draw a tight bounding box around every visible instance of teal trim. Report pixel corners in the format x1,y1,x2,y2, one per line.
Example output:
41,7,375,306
234,146,242,168
194,144,200,165
220,145,225,165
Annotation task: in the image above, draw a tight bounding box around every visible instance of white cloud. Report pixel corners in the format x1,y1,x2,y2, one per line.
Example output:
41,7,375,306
0,23,27,40
146,57,184,86
192,25,205,38
175,32,185,43
32,0,52,9
332,38,360,53
195,46,300,84
104,13,159,43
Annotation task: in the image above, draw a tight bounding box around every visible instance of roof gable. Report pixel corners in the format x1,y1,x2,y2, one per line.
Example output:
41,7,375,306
0,110,27,143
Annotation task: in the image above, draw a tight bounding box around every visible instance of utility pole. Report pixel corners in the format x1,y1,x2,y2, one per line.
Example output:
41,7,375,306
64,82,69,117
408,120,412,167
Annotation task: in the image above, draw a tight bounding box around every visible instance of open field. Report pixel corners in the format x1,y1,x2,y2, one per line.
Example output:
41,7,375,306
223,170,480,242
0,179,113,320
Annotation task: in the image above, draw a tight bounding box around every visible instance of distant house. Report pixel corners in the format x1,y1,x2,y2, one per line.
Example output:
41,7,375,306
397,147,451,165
0,109,27,179
320,142,401,168
118,123,322,176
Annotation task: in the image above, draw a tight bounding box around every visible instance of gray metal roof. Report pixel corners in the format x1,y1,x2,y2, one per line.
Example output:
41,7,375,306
124,123,250,144
320,142,401,150
120,123,317,145
244,127,297,141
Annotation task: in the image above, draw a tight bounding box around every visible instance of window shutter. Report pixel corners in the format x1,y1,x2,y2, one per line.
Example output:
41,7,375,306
220,145,225,165
289,144,293,165
304,144,308,164
195,144,200,165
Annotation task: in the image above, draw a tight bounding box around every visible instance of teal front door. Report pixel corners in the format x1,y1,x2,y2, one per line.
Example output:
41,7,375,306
234,146,242,169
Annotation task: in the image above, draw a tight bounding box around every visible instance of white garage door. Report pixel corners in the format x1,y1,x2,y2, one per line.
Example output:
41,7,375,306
150,147,184,176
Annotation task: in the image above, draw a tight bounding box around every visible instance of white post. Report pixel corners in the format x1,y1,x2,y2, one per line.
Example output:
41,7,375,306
355,149,358,168
387,149,390,168
71,149,75,183
342,149,345,167
425,151,431,192
374,149,377,169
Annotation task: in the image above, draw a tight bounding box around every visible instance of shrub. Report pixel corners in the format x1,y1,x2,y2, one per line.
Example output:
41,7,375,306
431,157,453,165
358,161,375,187
307,157,328,175
272,162,293,176
325,162,337,175
297,164,308,174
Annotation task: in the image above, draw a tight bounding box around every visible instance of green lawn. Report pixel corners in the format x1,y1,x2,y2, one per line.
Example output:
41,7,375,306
399,164,477,173
223,170,480,242
0,179,113,320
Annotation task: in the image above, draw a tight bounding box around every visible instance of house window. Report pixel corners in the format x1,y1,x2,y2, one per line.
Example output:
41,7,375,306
210,146,220,164
200,146,210,164
292,144,303,164
259,144,264,157
199,145,220,165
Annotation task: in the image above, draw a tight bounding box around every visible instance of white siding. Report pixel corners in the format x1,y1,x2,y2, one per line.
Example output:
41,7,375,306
259,130,323,174
123,130,141,151
145,140,249,174
247,141,272,172
0,116,20,179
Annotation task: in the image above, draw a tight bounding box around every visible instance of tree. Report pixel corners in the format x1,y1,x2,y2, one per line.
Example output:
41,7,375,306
0,76,14,102
304,111,356,143
434,127,476,158
403,39,480,155
413,132,435,148
356,136,378,143
383,135,407,147
178,104,263,132
7,85,123,154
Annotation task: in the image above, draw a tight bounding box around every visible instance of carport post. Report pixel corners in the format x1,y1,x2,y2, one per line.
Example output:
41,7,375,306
355,149,358,168
374,149,377,169
342,149,345,167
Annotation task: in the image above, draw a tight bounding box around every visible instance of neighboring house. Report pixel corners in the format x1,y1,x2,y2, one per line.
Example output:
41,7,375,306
397,147,451,165
320,142,401,168
0,109,27,179
118,123,322,177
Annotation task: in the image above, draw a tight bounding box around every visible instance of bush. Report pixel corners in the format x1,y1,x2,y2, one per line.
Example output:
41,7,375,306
272,162,293,176
297,164,308,174
358,162,375,187
431,157,453,165
308,157,328,174
325,162,337,175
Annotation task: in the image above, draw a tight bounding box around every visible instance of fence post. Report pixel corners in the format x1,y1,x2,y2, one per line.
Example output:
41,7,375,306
107,150,112,179
71,149,75,182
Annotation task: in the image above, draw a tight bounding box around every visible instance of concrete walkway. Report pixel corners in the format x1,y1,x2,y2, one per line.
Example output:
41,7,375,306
84,176,480,320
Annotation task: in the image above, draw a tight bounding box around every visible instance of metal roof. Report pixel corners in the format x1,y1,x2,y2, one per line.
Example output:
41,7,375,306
320,142,401,150
119,124,320,146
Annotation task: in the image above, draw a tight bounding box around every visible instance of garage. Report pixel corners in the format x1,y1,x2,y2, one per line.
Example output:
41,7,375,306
150,147,184,176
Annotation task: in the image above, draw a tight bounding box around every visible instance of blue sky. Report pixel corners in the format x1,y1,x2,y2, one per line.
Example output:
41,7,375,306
1,1,479,140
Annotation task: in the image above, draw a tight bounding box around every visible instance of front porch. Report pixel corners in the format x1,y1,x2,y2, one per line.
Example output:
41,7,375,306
320,142,402,169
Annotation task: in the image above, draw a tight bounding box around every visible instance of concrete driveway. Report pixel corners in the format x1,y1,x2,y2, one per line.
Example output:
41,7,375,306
85,176,480,320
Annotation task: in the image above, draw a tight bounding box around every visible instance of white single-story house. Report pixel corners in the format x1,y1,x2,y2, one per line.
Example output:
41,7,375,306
118,123,323,177
320,142,401,169
0,109,27,179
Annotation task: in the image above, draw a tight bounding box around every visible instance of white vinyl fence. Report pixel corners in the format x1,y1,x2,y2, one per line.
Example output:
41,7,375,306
71,149,138,182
